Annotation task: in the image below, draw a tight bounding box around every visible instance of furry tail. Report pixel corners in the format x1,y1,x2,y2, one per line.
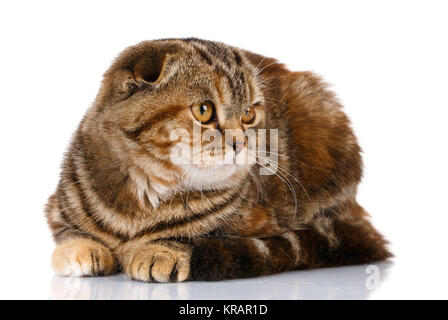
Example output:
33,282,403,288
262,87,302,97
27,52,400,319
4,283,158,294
188,203,391,281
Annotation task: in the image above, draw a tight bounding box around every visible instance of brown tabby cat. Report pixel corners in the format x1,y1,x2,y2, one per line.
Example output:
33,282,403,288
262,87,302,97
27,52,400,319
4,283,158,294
46,38,391,282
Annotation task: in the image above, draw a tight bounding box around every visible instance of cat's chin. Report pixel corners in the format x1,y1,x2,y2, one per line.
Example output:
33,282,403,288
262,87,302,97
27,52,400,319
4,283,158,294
179,163,248,190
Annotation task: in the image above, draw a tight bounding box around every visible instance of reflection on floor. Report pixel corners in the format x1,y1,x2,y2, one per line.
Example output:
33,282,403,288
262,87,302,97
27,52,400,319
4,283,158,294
50,262,392,300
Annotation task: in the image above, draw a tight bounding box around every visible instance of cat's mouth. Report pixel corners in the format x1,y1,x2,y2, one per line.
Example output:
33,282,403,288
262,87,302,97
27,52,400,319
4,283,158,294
190,162,239,172
178,160,248,189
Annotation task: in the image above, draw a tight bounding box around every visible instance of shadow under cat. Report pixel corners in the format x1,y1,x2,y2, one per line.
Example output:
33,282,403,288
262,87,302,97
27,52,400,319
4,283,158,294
50,262,392,300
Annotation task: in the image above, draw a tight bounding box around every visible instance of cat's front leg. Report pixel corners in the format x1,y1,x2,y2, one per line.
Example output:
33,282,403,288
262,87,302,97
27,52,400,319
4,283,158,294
119,240,192,283
52,237,118,277
118,235,297,282
118,236,284,282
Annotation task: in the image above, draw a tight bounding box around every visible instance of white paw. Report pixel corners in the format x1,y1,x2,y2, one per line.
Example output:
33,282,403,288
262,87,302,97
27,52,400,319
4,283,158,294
52,238,116,277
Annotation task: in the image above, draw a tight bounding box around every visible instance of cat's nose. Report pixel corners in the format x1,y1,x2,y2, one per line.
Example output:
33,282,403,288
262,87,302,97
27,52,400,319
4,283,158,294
225,140,244,155
232,141,244,155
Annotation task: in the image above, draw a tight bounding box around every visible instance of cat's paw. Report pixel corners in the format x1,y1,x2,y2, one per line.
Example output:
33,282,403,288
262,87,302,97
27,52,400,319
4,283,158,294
126,242,191,283
52,238,117,277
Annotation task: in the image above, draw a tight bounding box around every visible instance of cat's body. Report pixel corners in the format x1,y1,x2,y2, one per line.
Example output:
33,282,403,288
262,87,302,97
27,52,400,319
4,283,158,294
46,38,391,282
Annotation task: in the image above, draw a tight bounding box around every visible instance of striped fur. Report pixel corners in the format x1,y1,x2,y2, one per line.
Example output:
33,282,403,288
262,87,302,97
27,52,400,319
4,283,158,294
46,38,391,282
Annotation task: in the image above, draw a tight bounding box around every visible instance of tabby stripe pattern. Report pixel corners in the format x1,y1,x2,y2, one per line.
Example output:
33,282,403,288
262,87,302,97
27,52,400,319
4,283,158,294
46,38,391,282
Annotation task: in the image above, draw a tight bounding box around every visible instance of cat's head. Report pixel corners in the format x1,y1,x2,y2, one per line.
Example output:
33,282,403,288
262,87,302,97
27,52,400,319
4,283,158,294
90,39,266,191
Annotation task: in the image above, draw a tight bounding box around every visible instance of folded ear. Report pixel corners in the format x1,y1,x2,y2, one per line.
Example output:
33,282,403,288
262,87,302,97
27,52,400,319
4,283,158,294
97,41,180,105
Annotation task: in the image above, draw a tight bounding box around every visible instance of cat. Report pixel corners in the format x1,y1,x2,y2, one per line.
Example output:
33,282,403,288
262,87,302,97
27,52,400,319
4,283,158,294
46,38,391,282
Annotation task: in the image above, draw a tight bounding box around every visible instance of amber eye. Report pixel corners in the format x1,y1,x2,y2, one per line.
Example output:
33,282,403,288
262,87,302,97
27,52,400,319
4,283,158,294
241,106,256,124
191,101,215,124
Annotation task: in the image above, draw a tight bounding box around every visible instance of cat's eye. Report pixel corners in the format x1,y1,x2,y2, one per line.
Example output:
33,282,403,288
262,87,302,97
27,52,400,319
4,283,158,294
191,101,215,124
241,106,256,124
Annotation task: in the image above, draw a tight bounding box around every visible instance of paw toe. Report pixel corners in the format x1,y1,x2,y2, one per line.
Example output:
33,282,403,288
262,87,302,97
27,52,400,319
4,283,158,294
150,252,176,282
52,238,116,277
127,245,190,283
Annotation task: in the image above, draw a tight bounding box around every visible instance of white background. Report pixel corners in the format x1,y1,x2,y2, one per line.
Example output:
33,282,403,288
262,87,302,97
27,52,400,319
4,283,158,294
0,0,447,299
